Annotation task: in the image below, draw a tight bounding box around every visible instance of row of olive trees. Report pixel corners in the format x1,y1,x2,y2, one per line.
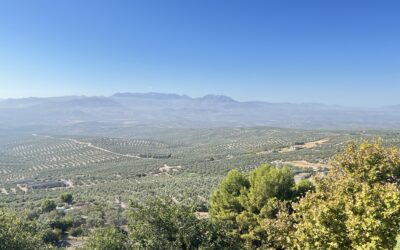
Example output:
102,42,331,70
83,140,400,249
2,140,400,249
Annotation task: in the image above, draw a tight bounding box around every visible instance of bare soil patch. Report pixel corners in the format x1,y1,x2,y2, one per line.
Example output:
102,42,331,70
279,138,330,153
0,188,8,195
159,164,182,173
283,160,330,171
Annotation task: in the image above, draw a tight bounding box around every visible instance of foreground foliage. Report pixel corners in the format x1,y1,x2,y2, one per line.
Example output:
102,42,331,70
209,140,400,249
83,227,129,250
0,209,53,250
3,140,400,250
290,140,400,249
81,197,242,250
209,165,313,248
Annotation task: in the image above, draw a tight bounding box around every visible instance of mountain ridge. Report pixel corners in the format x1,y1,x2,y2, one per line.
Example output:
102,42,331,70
0,93,343,107
1,92,399,131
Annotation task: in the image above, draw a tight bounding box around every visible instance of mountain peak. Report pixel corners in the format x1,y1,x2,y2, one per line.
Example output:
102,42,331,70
200,95,236,103
112,92,190,100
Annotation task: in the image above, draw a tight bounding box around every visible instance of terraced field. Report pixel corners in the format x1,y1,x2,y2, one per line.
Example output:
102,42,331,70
1,127,400,210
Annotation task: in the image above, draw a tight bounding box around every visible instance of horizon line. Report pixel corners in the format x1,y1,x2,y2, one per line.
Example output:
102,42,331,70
0,91,394,109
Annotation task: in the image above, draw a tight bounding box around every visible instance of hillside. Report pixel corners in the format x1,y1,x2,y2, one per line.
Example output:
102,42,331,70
1,93,400,131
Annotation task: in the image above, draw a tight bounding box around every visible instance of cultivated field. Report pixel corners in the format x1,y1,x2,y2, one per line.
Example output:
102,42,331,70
1,127,400,210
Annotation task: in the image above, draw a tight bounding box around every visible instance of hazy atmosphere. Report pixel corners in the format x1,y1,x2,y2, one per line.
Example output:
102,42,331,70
2,1,400,250
1,0,400,106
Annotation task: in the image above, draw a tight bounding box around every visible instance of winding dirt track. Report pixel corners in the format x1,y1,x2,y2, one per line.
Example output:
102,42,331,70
39,135,141,159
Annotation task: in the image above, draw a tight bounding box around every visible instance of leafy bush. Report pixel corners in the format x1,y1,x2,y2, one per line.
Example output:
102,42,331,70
41,199,57,213
209,164,307,248
0,209,53,250
60,192,74,205
290,141,400,249
81,197,242,249
49,217,73,233
69,226,86,237
292,179,315,198
83,227,128,250
128,197,204,249
42,228,61,244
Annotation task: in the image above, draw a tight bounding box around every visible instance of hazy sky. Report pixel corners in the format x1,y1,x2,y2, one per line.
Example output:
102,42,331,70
0,0,399,107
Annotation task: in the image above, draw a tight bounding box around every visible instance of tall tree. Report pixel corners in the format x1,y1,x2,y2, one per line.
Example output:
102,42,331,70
210,165,310,248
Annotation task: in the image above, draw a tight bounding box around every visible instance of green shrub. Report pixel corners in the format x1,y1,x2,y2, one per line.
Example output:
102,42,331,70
42,228,61,245
83,227,128,250
0,209,53,250
41,199,57,213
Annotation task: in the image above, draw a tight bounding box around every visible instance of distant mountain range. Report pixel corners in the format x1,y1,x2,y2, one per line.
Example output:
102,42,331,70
1,92,400,132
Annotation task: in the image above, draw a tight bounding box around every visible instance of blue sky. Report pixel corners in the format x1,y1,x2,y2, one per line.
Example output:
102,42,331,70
0,0,399,107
